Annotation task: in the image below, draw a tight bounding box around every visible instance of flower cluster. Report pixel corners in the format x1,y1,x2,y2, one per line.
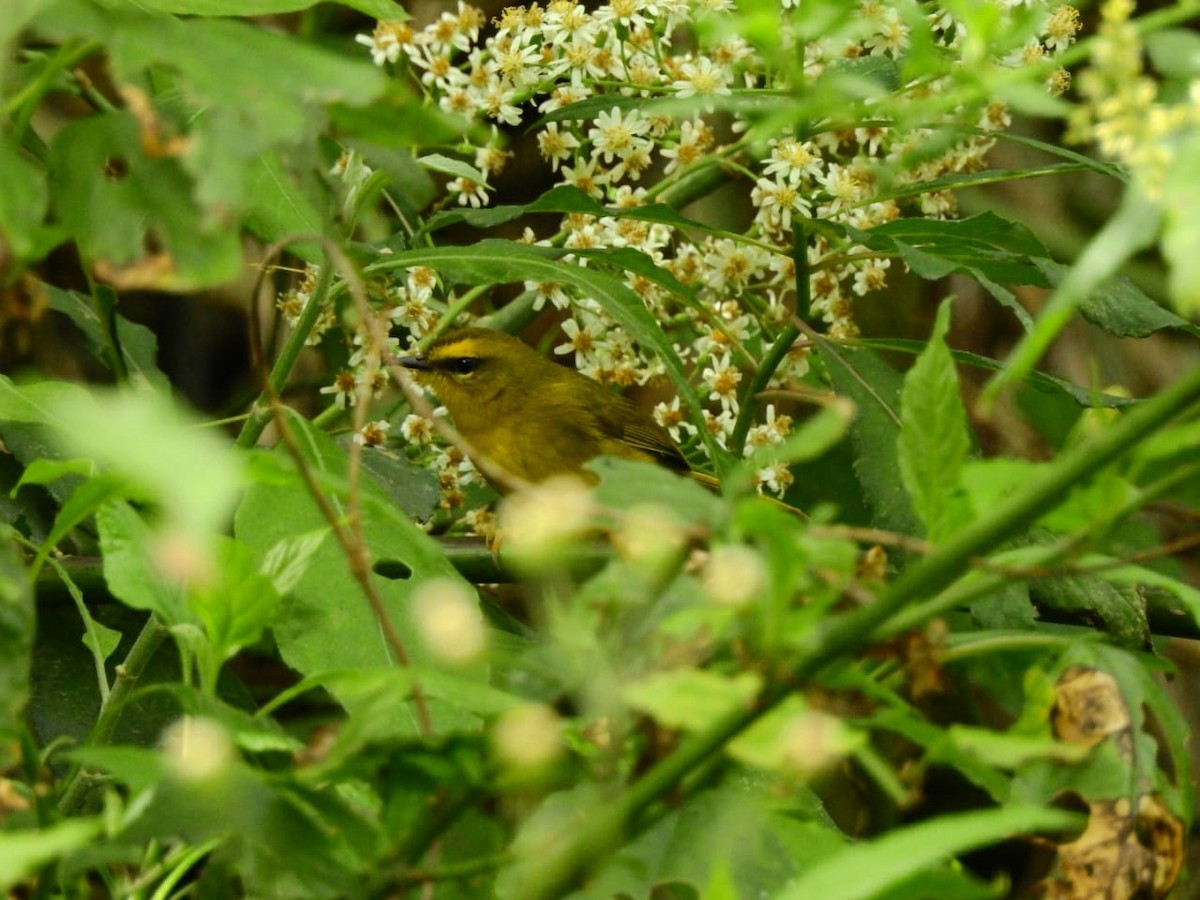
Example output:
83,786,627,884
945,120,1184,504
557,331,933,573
1068,0,1197,200
335,0,1079,506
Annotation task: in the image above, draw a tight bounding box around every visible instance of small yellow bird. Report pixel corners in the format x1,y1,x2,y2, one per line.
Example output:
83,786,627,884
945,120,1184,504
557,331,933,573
399,327,695,489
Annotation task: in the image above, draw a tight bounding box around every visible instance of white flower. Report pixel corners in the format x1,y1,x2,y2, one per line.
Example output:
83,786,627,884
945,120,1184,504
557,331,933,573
588,107,652,163
672,57,732,99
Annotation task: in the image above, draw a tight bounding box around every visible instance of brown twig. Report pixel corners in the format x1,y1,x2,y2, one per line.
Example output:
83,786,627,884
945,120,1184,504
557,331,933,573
248,236,433,736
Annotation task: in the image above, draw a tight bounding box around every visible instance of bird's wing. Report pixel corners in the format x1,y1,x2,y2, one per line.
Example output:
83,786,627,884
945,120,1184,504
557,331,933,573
619,419,689,470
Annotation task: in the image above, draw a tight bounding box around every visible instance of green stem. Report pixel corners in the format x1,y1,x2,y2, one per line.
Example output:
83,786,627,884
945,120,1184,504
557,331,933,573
517,359,1200,899
236,262,335,449
59,614,170,814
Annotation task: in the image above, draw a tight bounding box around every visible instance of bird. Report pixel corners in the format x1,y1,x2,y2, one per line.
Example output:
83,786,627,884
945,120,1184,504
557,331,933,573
397,326,699,490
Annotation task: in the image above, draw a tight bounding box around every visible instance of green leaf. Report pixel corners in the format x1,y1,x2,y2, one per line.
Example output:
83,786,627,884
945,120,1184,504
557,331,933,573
1161,131,1200,317
419,184,724,242
1029,573,1149,650
0,529,34,770
97,500,192,625
1145,28,1200,80
0,819,104,892
233,412,484,732
44,286,169,388
983,188,1162,403
898,299,971,542
13,457,96,490
624,668,762,732
416,152,486,183
36,1,387,262
40,384,244,543
778,805,1080,900
1034,260,1198,339
518,783,844,900
849,211,1050,285
0,376,91,425
191,538,282,663
242,152,326,263
48,110,244,289
821,345,920,537
589,457,725,527
862,338,1136,409
120,0,407,15
0,135,55,266
728,695,863,772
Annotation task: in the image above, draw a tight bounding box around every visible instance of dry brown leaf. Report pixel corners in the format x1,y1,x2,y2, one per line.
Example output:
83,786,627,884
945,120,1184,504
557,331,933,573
1051,666,1131,748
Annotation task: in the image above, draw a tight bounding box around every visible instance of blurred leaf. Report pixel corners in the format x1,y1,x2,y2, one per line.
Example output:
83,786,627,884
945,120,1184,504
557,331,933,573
0,819,103,892
1145,28,1200,80
945,725,1088,769
48,111,244,290
779,805,1080,900
44,285,168,388
624,668,761,732
191,538,282,663
130,0,407,15
898,300,972,542
0,376,91,425
1161,131,1200,317
41,385,244,543
729,695,862,772
0,528,34,769
0,135,56,266
590,457,725,526
233,412,483,731
35,0,388,267
97,500,191,625
329,86,468,152
579,783,844,900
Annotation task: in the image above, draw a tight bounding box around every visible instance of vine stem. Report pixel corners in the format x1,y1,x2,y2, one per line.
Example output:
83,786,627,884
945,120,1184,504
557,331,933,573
58,614,170,814
514,357,1200,899
245,236,434,736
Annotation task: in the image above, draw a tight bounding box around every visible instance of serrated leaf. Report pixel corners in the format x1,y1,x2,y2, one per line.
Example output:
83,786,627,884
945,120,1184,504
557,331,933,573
897,299,971,542
1035,259,1197,338
861,338,1137,409
821,345,920,537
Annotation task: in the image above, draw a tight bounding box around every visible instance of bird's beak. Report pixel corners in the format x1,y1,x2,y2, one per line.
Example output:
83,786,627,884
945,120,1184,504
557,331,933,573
398,355,432,371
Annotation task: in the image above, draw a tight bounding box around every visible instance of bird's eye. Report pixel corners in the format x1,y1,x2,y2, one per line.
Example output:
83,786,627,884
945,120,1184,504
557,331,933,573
447,357,480,375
